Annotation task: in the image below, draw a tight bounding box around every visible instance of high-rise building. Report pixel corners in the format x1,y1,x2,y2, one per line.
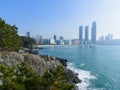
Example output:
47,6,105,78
91,21,96,44
79,26,83,44
64,40,72,45
43,39,50,45
85,26,89,44
71,39,80,45
26,32,30,37
40,36,44,45
59,36,64,45
49,39,55,45
35,35,40,44
54,35,57,41
59,36,64,40
105,34,113,41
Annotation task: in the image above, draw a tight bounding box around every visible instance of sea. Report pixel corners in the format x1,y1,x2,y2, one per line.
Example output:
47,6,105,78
38,45,120,90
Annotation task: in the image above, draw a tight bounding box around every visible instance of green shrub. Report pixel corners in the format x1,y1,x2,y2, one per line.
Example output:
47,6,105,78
0,62,74,90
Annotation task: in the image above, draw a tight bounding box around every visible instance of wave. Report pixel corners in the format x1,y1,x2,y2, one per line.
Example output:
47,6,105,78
80,63,85,66
67,62,96,90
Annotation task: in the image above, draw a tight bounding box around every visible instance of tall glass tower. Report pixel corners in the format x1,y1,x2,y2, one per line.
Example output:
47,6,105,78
26,32,30,37
85,26,89,44
91,21,96,44
79,26,83,44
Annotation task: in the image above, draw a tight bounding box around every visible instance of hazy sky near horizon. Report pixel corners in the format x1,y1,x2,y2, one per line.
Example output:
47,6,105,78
0,0,120,39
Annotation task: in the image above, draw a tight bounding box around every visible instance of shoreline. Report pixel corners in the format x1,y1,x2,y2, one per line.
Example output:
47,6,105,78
36,44,73,48
36,44,94,49
0,51,81,90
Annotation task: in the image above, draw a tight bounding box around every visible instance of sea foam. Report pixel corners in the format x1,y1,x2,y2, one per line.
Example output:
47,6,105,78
67,62,96,90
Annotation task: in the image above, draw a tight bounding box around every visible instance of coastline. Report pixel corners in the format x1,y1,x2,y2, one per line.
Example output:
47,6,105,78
0,51,81,90
36,44,95,49
37,46,97,90
36,44,73,48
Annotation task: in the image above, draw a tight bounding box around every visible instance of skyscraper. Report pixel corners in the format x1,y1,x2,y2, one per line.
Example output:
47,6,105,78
59,36,64,45
79,26,83,44
85,26,89,44
54,35,57,41
35,35,40,44
59,36,64,40
26,32,30,37
40,36,44,45
91,21,96,44
105,34,113,41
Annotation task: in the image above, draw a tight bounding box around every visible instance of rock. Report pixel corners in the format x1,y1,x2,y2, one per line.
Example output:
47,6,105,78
73,76,82,83
56,57,67,67
47,55,51,60
50,56,56,60
29,50,39,55
0,52,24,66
65,69,81,83
74,86,79,90
18,49,24,53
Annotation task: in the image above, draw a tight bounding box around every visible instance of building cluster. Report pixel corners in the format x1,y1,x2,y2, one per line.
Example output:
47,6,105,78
35,34,89,45
79,21,97,44
26,21,97,45
98,34,113,41
97,34,116,45
35,35,72,45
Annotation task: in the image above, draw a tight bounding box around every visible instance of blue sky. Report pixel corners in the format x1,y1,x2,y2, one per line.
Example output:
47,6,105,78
0,0,120,39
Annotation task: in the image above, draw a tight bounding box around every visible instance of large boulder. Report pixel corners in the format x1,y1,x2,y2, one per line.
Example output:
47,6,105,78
56,57,67,67
65,68,82,83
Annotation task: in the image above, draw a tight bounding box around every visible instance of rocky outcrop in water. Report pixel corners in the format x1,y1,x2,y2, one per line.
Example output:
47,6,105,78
0,52,81,87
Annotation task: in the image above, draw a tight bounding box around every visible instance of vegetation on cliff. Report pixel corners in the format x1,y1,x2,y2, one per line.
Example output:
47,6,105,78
0,18,36,51
0,18,21,51
0,62,74,90
20,36,36,48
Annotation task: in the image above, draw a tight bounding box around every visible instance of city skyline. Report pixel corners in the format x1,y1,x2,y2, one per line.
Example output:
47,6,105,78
1,0,120,39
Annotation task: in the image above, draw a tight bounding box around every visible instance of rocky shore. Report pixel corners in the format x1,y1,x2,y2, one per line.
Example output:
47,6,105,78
0,52,81,89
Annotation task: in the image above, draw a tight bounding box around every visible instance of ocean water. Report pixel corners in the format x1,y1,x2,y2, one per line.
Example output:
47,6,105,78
38,45,120,90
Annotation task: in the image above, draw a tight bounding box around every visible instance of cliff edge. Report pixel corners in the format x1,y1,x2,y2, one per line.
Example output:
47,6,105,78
0,52,81,87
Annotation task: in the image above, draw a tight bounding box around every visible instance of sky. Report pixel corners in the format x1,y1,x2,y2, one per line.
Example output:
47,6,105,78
0,0,120,40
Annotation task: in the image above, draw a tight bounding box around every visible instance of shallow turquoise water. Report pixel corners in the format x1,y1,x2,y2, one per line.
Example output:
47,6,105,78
38,45,120,90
